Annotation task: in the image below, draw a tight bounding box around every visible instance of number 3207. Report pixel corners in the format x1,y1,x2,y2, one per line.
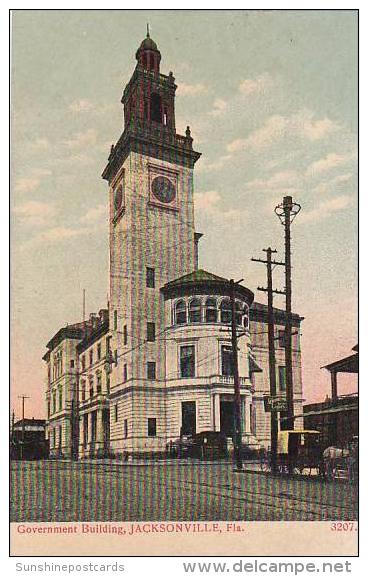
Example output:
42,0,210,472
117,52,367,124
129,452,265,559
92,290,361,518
330,522,357,531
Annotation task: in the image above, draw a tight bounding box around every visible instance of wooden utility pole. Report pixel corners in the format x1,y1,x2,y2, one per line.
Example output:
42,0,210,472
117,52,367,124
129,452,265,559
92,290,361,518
229,279,243,472
252,248,285,474
18,395,30,460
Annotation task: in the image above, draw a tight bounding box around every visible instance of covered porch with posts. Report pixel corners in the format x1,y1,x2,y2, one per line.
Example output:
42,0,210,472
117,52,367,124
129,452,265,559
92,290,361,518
321,344,358,402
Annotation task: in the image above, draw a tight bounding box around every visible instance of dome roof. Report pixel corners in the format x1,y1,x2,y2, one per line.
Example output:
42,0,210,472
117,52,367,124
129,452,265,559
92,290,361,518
139,36,159,52
161,269,254,305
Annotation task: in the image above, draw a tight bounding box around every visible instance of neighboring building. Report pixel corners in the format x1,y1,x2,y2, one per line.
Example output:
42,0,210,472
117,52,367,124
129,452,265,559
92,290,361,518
303,344,358,447
303,394,358,449
249,302,304,446
11,418,48,460
77,310,110,459
43,32,304,458
43,315,107,458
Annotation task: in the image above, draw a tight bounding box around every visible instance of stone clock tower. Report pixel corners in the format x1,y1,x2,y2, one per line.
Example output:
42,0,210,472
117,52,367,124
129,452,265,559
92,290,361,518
102,32,201,454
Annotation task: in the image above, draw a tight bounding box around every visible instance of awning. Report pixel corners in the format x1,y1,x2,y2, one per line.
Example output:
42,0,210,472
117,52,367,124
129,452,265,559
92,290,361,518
302,404,358,417
321,352,358,374
249,355,263,373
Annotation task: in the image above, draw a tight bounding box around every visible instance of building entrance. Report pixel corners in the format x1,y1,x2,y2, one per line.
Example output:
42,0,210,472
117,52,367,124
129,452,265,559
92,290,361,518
220,400,234,437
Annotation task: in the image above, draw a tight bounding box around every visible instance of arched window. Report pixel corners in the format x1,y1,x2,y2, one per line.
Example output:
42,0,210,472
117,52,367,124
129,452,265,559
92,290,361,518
205,298,217,323
150,92,162,123
163,106,168,126
189,299,201,323
175,300,187,325
220,299,231,323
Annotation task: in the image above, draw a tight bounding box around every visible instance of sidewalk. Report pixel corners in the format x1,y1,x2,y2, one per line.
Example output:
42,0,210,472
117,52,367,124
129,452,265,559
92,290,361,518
55,457,263,470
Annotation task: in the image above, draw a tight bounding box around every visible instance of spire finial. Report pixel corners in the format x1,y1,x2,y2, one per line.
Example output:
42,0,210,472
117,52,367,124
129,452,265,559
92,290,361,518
146,23,150,38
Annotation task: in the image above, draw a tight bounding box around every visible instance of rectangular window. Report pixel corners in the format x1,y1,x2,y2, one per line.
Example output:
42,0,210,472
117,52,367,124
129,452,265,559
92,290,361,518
81,355,86,371
114,310,118,331
114,404,118,423
70,359,74,369
148,418,157,437
279,365,287,392
146,267,155,288
250,404,256,435
147,322,155,342
181,401,196,435
47,401,50,418
52,391,56,414
123,325,128,346
58,388,63,411
124,419,128,439
83,414,88,448
147,361,156,380
123,363,128,382
278,329,286,348
89,377,94,398
97,343,101,360
280,410,289,431
81,380,86,402
89,349,93,366
221,345,234,376
114,349,118,366
180,345,195,378
96,373,102,394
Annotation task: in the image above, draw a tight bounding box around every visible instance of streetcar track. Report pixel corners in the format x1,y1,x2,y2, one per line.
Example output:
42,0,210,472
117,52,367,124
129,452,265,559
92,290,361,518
180,479,350,520
11,461,357,522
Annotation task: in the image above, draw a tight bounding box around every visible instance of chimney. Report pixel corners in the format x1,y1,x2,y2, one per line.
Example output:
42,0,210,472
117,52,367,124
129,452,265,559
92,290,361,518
89,313,99,331
99,308,108,324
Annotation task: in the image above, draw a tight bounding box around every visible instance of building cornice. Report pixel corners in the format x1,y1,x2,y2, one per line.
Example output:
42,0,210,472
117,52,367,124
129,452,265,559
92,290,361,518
250,302,303,326
102,127,201,182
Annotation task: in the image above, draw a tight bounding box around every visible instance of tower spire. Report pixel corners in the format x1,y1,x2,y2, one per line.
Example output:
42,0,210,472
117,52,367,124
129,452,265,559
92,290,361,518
147,23,150,38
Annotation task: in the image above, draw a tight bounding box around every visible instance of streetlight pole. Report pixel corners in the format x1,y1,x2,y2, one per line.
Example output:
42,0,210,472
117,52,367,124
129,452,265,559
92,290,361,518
275,196,301,431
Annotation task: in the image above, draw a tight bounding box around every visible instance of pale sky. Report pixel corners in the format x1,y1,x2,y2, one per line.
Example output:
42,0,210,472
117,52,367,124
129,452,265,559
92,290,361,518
11,9,358,419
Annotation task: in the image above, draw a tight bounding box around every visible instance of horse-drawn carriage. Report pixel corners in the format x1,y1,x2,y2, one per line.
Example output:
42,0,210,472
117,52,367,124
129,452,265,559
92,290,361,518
260,430,324,476
260,430,358,481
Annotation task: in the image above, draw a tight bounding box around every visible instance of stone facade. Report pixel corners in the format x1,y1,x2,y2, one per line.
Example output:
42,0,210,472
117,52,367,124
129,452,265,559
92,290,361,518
43,33,304,459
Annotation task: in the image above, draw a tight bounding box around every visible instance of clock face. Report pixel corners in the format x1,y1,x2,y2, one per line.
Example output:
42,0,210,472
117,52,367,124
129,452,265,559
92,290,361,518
151,176,176,204
114,184,123,212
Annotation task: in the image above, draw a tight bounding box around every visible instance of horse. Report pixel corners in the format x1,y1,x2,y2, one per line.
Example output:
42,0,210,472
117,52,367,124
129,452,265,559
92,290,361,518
322,446,351,480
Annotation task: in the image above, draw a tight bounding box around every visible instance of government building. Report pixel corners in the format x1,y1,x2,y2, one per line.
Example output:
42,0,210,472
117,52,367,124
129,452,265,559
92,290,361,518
43,33,304,459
